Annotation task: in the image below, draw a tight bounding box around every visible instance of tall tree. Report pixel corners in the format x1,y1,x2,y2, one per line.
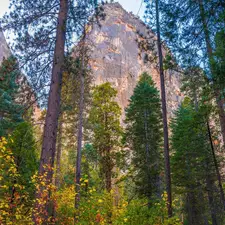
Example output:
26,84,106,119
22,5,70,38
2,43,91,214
89,83,122,192
0,56,23,137
171,99,223,225
144,0,172,216
124,72,162,206
1,0,101,220
74,29,92,212
182,67,225,211
172,66,225,223
55,116,63,189
157,0,225,146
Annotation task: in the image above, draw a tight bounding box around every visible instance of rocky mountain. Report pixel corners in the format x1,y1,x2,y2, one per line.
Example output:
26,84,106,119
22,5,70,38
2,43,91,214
87,2,183,119
1,2,183,122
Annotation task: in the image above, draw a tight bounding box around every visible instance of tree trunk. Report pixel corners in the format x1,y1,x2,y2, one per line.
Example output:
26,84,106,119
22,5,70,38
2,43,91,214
55,117,63,189
155,0,172,217
205,167,218,225
186,190,199,225
33,0,68,223
75,35,86,212
207,121,225,210
144,109,152,208
198,0,225,146
105,153,112,192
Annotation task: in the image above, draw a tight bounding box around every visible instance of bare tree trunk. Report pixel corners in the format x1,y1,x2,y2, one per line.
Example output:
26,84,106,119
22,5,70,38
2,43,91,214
198,0,225,146
207,121,225,210
205,168,218,225
74,32,86,223
33,0,68,223
55,117,63,189
155,0,172,217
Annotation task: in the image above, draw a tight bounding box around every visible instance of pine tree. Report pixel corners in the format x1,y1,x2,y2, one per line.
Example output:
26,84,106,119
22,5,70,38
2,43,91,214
171,66,225,224
144,0,172,216
124,72,162,206
171,100,208,225
88,82,123,192
1,1,101,219
0,56,23,137
156,0,225,146
181,67,225,213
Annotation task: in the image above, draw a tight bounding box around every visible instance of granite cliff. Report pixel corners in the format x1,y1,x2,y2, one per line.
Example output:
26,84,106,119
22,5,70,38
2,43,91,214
87,2,182,118
1,2,183,121
0,30,10,63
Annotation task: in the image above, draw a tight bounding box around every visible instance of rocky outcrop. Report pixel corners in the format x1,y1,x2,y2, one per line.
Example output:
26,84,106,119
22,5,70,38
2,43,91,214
0,30,10,63
87,2,183,119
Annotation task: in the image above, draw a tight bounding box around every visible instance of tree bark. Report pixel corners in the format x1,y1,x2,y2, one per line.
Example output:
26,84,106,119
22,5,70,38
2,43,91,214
55,117,63,189
155,0,172,217
198,0,225,147
74,32,86,224
33,0,68,223
205,166,218,225
105,152,112,192
207,121,225,210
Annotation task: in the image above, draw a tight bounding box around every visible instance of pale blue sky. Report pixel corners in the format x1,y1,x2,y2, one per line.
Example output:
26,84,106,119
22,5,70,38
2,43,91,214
0,0,145,18
0,0,145,46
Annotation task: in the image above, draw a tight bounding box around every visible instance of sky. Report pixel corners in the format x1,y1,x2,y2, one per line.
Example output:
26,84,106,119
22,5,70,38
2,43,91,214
0,0,145,53
0,0,145,18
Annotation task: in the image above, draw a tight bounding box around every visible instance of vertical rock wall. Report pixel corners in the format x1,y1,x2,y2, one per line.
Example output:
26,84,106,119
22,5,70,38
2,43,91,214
0,30,10,63
87,3,183,119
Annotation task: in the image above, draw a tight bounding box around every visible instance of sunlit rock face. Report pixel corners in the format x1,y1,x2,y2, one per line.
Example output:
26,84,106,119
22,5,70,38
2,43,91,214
0,31,10,63
87,2,183,119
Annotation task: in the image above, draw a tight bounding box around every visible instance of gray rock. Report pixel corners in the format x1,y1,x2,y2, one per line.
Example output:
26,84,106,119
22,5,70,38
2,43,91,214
0,30,10,63
87,3,183,119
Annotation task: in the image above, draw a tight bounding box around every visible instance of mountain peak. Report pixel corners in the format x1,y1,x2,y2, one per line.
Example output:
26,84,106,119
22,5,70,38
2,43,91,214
87,2,183,118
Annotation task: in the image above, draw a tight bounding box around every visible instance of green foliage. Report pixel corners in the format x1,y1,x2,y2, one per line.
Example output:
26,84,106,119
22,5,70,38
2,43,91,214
0,137,33,224
124,194,181,225
124,72,162,201
88,82,123,191
170,101,224,224
7,122,38,195
0,56,23,136
55,181,182,225
213,30,225,96
181,67,211,105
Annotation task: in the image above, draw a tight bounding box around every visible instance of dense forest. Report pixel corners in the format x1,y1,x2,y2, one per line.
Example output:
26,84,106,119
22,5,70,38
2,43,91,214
0,0,225,224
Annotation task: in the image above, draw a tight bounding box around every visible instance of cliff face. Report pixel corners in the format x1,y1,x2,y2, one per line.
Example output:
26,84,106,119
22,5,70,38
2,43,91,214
0,31,10,63
87,3,182,118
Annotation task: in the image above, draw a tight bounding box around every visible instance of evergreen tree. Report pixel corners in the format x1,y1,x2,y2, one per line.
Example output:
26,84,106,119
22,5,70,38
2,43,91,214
144,0,172,216
124,72,162,206
171,100,206,225
0,56,23,137
1,1,102,219
88,82,123,192
171,99,225,225
181,67,225,214
153,0,225,146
